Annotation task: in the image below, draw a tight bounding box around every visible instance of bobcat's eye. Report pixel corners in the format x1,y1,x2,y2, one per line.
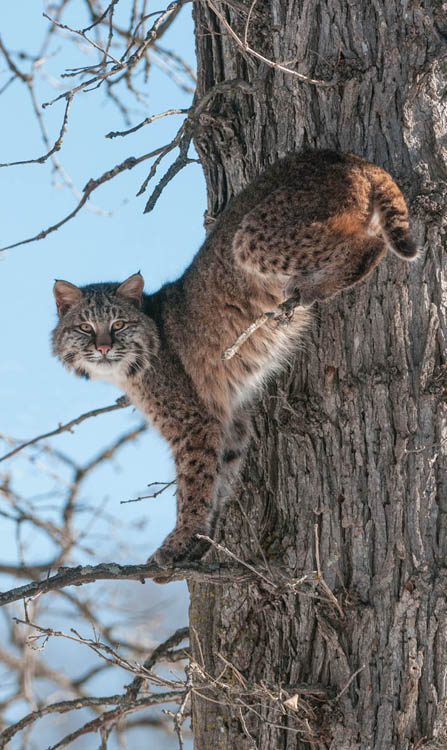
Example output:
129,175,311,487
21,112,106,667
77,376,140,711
79,323,93,333
111,320,125,331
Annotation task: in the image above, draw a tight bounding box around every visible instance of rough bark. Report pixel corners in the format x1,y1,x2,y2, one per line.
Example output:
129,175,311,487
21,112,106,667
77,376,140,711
188,1,447,748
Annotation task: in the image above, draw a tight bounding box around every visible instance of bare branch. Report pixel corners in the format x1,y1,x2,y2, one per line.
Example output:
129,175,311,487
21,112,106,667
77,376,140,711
106,107,189,139
0,35,31,83
196,534,276,588
314,524,344,618
0,146,168,252
206,0,337,86
0,558,319,607
126,626,189,700
0,397,131,463
143,122,196,213
0,93,73,168
41,0,189,110
42,11,122,66
221,294,303,360
15,617,183,688
121,479,176,504
81,0,120,34
164,664,192,749
0,690,184,749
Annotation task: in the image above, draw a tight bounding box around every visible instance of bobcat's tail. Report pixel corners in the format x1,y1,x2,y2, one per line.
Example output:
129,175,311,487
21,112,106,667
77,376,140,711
368,166,418,260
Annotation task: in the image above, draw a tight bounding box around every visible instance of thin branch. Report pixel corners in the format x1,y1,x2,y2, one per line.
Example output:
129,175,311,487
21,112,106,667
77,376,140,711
206,0,337,86
332,664,365,702
46,692,184,750
82,0,120,34
196,534,276,588
0,559,317,608
42,11,122,66
0,397,130,463
126,626,189,700
0,35,31,83
121,479,176,504
222,311,275,360
1,74,253,252
15,617,182,687
221,293,303,360
164,664,192,749
41,0,188,110
143,127,196,213
0,74,16,96
243,0,258,49
0,145,168,252
0,690,184,749
314,524,344,618
106,107,188,139
0,93,73,167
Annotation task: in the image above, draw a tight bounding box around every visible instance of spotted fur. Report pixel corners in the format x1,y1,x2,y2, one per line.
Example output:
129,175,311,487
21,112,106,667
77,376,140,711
52,150,417,567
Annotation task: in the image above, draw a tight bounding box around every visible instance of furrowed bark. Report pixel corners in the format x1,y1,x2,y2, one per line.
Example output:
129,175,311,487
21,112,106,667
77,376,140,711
188,1,447,748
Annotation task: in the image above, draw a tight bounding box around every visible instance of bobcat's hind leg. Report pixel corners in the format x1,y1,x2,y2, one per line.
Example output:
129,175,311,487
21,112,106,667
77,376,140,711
209,410,252,540
233,186,388,305
282,234,387,306
233,187,316,280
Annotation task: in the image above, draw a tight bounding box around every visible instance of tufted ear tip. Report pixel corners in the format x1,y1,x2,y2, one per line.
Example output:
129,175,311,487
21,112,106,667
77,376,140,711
116,273,144,307
53,280,83,316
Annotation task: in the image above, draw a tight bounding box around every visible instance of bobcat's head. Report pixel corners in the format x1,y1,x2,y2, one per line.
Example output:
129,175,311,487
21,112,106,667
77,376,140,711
52,273,158,385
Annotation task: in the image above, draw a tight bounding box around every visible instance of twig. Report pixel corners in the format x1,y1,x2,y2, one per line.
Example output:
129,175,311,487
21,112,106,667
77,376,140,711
82,0,120,34
0,397,130,463
206,0,337,86
222,311,274,360
15,617,181,688
95,625,189,743
221,294,302,360
0,145,168,252
313,524,344,618
196,534,276,588
41,0,187,109
332,664,365,702
0,690,184,750
243,0,258,49
0,559,313,608
126,627,189,700
0,35,31,83
164,664,193,749
106,107,188,138
42,12,122,66
239,706,258,749
1,73,254,252
121,479,176,504
0,93,74,167
143,120,196,213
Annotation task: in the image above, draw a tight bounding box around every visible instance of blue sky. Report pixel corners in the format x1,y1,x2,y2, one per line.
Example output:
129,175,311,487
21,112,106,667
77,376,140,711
1,3,205,557
0,3,204,747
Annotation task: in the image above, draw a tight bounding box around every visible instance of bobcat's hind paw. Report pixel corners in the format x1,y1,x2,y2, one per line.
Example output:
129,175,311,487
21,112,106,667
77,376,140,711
281,276,321,309
147,528,212,583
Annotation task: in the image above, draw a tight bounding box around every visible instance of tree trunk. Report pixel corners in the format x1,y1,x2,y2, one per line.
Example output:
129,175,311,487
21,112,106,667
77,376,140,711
188,1,447,748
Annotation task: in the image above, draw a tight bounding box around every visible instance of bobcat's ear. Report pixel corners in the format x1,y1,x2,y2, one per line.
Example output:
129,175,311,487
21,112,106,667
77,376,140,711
53,280,83,316
116,273,144,308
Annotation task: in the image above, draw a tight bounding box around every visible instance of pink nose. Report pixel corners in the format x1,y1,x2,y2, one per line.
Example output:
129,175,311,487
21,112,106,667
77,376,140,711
97,344,111,355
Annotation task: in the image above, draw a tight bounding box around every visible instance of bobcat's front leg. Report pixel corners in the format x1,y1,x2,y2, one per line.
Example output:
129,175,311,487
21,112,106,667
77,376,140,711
148,415,222,567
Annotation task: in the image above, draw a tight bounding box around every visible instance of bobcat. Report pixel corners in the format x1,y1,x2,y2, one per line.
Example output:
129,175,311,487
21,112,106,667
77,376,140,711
52,150,417,567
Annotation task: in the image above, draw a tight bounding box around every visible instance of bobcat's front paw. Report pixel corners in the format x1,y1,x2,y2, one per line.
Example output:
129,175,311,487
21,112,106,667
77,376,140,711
147,526,211,582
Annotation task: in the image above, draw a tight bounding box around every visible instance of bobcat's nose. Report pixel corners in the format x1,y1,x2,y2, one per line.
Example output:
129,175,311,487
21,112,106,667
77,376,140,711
97,344,111,356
